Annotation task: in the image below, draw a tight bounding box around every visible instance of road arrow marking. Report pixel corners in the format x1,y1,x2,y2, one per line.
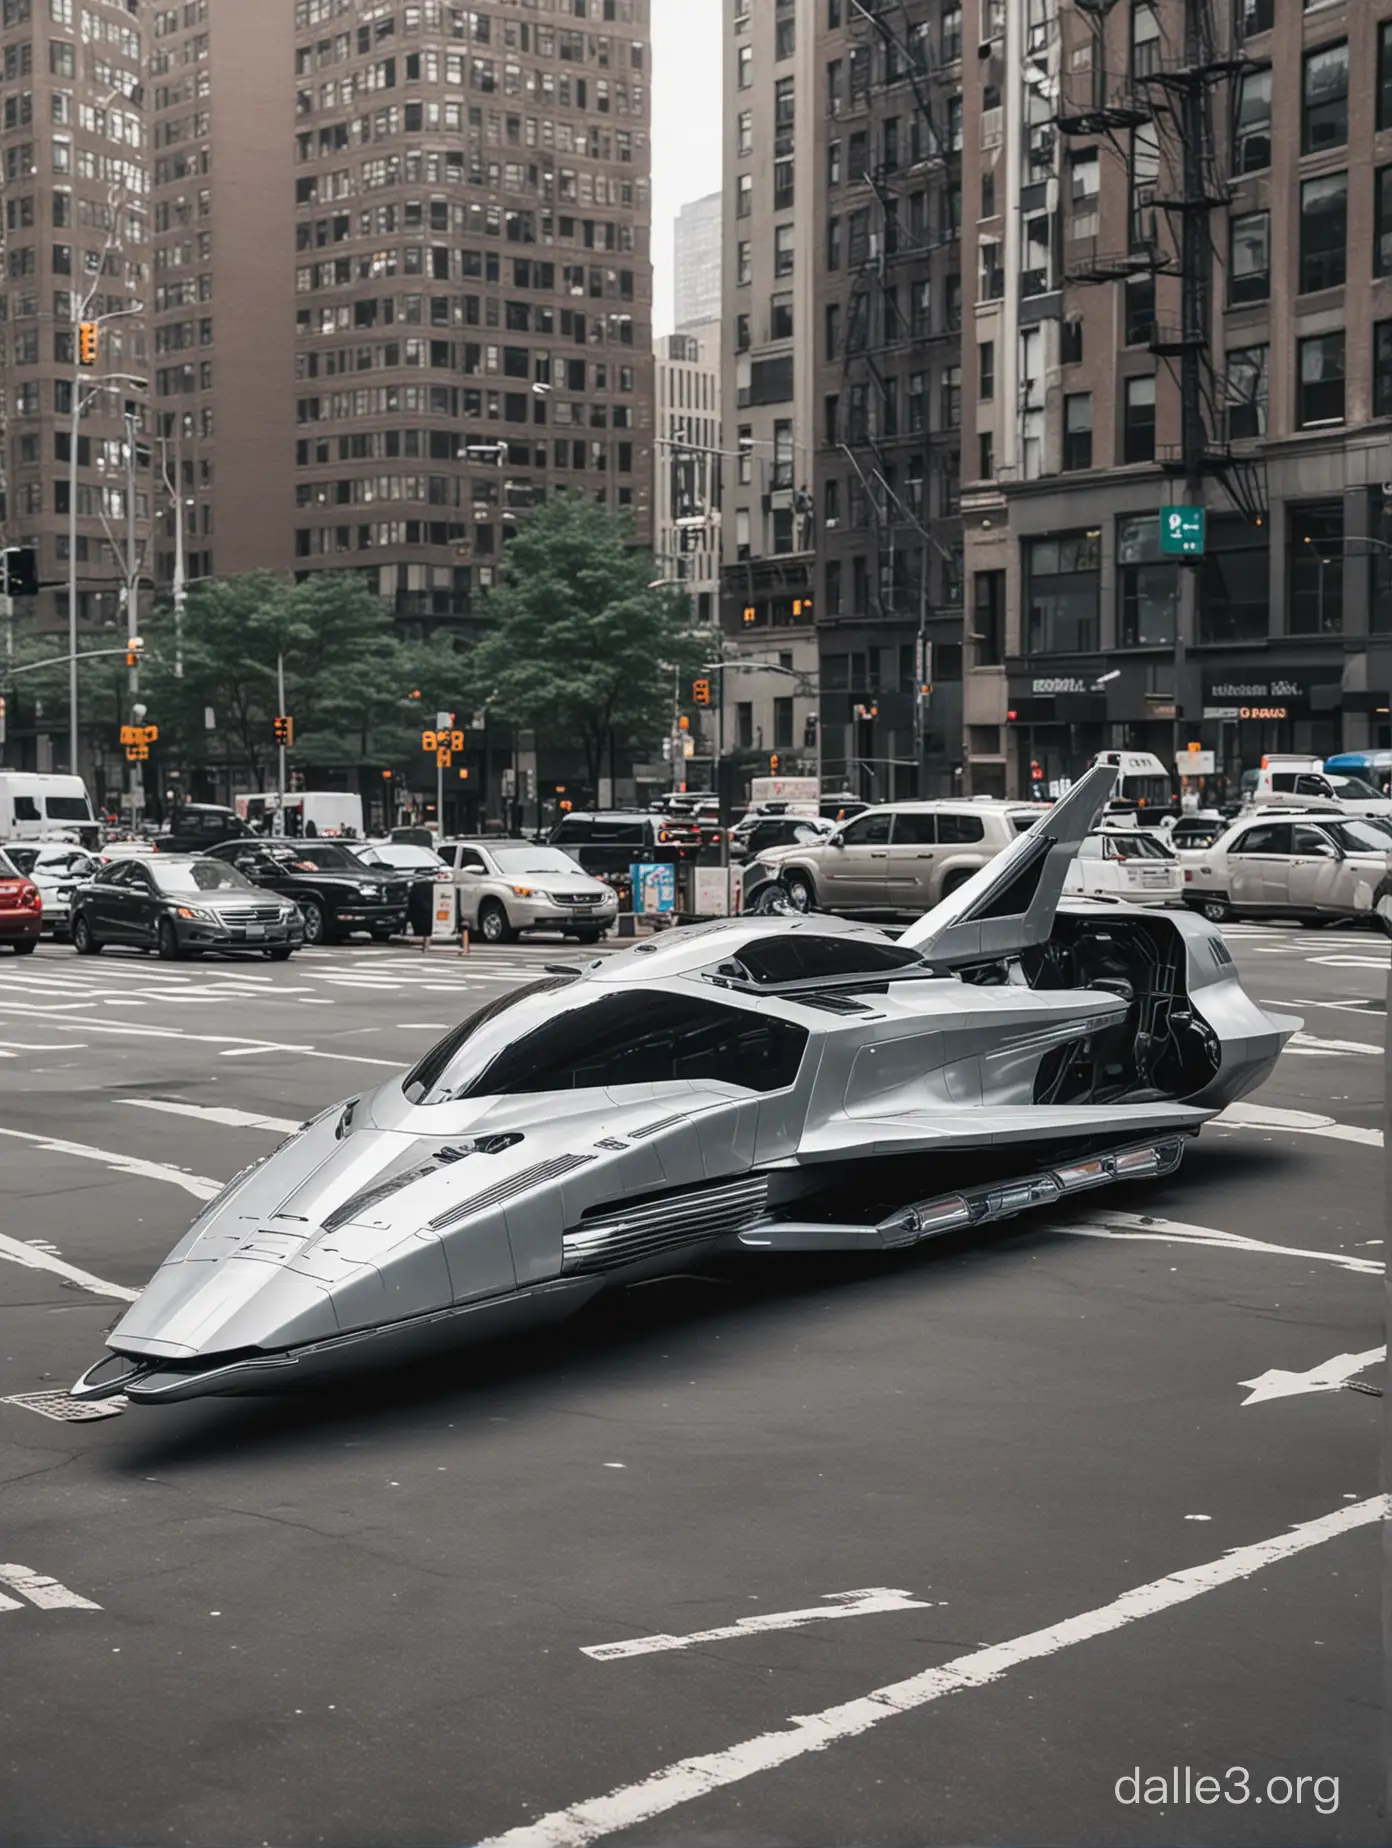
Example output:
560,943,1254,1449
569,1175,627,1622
1064,1211,1383,1276
1240,1347,1386,1406
0,1564,101,1611
582,1589,932,1662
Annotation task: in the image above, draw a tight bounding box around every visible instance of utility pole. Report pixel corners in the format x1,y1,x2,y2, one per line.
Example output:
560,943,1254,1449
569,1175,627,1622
162,434,186,680
276,652,287,824
124,409,142,819
1,549,11,767
1173,0,1210,775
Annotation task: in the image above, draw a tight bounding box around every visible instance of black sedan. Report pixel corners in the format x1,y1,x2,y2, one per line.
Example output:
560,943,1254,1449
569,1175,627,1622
205,838,410,945
70,855,305,960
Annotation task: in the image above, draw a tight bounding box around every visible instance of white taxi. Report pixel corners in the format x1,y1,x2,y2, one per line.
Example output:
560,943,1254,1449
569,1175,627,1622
1063,828,1184,906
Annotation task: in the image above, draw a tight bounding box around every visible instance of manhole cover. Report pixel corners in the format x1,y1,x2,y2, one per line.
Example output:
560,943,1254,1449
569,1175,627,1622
2,1392,128,1422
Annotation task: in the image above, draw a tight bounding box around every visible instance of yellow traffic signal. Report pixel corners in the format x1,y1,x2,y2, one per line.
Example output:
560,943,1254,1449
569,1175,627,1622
742,605,756,625
449,729,465,751
78,322,99,366
678,715,690,732
459,767,470,780
273,715,294,745
693,678,711,706
769,753,780,773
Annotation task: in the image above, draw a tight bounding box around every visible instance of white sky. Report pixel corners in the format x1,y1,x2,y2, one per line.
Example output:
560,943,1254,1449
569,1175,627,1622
650,0,722,335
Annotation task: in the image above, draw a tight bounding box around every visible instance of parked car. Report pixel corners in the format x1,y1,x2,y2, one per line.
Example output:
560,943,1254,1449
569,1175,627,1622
69,854,305,959
1063,829,1184,906
203,838,411,945
1166,814,1229,855
0,845,42,954
96,837,158,865
352,840,454,936
729,812,835,864
547,811,704,881
750,800,1050,915
1250,764,1392,821
437,838,619,943
0,772,99,848
1,842,99,938
155,803,256,853
1181,812,1392,931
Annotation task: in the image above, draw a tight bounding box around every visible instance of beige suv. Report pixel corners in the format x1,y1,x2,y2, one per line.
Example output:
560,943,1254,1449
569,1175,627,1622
751,800,1049,915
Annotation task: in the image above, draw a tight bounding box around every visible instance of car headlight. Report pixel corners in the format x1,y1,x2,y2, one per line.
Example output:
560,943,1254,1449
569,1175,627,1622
511,884,535,897
175,905,217,922
355,884,378,897
279,904,299,921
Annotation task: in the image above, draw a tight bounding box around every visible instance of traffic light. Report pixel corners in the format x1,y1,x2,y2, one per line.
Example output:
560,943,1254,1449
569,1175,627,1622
273,714,295,746
382,769,393,779
792,597,813,620
769,753,780,773
125,635,143,668
693,677,711,706
803,715,818,748
678,715,690,732
78,322,99,367
742,604,756,625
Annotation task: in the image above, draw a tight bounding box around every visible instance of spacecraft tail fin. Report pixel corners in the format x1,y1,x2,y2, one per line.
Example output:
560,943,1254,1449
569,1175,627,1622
899,762,1117,967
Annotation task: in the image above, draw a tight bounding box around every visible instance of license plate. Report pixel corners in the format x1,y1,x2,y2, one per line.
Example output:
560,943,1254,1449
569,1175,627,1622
246,923,266,939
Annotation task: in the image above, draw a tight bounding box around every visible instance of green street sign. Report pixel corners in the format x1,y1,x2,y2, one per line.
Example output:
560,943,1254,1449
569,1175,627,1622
1160,505,1206,556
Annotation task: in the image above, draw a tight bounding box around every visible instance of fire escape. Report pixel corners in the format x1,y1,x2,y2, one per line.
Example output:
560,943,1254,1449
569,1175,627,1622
836,0,962,795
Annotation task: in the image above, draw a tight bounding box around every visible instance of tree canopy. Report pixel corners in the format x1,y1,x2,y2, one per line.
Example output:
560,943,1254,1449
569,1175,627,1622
466,496,705,787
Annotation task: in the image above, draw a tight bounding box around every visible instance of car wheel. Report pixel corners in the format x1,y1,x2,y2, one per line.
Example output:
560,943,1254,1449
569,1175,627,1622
782,871,816,912
267,946,295,961
1200,897,1231,924
1298,915,1327,930
1374,891,1392,939
571,925,602,944
72,915,102,955
370,926,395,942
940,869,975,900
478,898,514,944
156,918,182,961
299,897,327,946
12,939,36,956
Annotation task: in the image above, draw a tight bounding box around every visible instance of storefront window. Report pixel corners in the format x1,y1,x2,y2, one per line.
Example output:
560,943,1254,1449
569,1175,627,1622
1198,515,1268,644
1023,530,1100,654
1117,514,1178,646
1287,501,1343,635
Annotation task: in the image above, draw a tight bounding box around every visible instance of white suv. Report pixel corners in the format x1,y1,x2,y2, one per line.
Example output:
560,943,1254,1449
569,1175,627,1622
749,800,1049,915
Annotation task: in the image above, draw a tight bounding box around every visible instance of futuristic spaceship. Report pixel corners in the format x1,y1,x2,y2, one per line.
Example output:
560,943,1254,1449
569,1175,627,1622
73,765,1299,1406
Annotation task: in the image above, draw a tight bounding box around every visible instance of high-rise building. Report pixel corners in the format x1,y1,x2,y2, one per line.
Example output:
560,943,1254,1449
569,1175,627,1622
289,0,655,627
961,0,1392,801
149,0,296,589
654,323,720,625
718,0,818,786
673,190,720,329
814,0,965,800
0,0,149,777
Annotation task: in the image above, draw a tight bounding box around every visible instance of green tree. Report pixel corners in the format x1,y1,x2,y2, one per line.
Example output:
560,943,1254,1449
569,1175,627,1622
467,496,704,788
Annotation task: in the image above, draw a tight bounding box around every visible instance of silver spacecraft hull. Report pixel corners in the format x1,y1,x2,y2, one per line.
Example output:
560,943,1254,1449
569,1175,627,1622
72,768,1299,1406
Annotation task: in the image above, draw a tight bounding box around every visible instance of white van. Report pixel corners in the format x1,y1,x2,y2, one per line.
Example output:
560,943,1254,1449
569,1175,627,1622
1091,751,1175,824
1251,760,1392,820
0,773,98,846
234,790,364,839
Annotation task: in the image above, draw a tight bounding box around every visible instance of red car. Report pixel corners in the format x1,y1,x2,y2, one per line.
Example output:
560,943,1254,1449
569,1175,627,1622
0,847,42,954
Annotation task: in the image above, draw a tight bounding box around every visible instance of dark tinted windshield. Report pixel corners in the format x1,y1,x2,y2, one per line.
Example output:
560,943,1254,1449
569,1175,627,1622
284,843,362,870
46,796,93,821
151,860,257,894
1110,834,1173,860
0,848,18,879
402,978,576,1104
727,935,924,986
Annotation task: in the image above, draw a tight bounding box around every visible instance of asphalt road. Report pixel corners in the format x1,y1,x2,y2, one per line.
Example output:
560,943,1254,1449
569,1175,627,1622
0,923,1384,1848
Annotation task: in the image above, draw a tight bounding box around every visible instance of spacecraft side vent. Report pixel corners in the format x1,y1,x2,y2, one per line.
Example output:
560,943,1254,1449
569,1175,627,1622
561,1175,771,1275
427,1154,596,1231
627,1113,693,1140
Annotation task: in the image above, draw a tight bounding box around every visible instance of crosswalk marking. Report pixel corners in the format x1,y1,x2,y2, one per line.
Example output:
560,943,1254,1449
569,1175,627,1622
0,1565,101,1612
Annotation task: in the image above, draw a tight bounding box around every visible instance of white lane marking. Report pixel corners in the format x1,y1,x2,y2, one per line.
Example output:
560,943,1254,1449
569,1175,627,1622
0,1591,22,1611
0,1564,101,1611
1063,1210,1382,1276
1286,1033,1381,1058
1217,1100,1383,1149
0,1041,89,1052
117,1098,300,1134
0,1231,139,1303
396,1022,450,1030
1240,1347,1386,1406
1307,955,1392,969
0,1004,400,1067
581,1589,932,1662
477,1497,1387,1848
0,1124,219,1201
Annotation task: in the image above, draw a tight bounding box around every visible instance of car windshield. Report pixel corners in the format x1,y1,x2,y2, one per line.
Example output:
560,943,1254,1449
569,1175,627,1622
36,850,95,876
1327,775,1383,801
5,847,37,874
151,860,257,894
279,842,361,870
1323,820,1392,854
488,846,583,875
357,845,443,870
45,796,92,821
0,848,19,879
1110,834,1173,859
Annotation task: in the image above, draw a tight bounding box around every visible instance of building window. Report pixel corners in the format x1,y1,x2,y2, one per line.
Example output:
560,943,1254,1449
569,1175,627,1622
774,224,794,277
978,431,994,479
1024,531,1101,655
1381,22,1392,132
1225,344,1269,440
1124,274,1155,346
1123,375,1156,463
736,240,751,286
1288,501,1344,635
736,174,751,218
737,109,752,154
1297,330,1345,427
737,44,751,89
1377,167,1392,280
978,340,994,401
1061,318,1084,365
769,292,793,341
1375,322,1392,419
1302,42,1347,153
942,0,962,61
824,392,839,443
737,425,752,484
773,698,793,748
775,10,795,59
1233,65,1271,174
1021,214,1050,296
1118,514,1178,647
826,216,841,270
735,312,751,351
1229,212,1269,305
1237,0,1273,36
979,239,1003,301
736,702,753,749
940,365,960,430
1298,171,1346,293
773,159,794,211
825,302,840,359
1063,392,1093,471
972,570,1004,665
1131,1,1161,78
827,139,841,186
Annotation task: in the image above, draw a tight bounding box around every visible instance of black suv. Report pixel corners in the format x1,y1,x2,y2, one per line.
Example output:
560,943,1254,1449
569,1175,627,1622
547,811,704,879
205,839,410,945
155,804,256,853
